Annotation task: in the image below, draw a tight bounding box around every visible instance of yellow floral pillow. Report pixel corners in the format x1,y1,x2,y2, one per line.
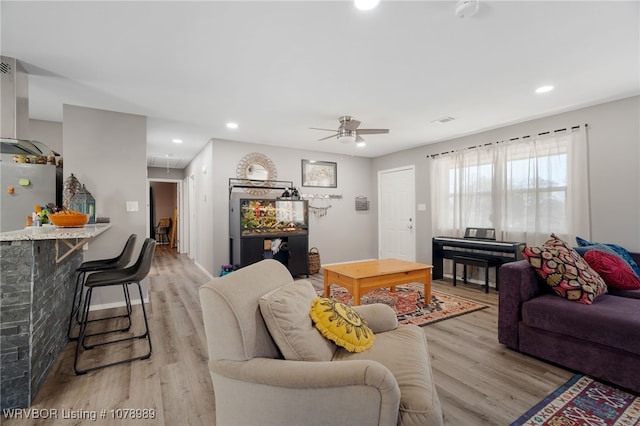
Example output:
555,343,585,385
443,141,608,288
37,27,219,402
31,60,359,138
309,298,374,353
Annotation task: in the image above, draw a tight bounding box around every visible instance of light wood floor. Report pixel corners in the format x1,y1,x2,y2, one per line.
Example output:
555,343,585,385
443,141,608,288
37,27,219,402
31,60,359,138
3,247,572,425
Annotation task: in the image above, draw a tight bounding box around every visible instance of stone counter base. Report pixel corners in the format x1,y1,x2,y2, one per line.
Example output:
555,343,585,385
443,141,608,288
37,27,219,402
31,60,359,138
1,239,82,409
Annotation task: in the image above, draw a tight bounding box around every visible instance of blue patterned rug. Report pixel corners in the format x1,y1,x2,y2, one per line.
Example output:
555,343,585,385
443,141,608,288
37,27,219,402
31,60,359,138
511,374,640,425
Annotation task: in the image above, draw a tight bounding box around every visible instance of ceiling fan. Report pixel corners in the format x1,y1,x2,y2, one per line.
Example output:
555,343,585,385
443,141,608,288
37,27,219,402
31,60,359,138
310,116,389,144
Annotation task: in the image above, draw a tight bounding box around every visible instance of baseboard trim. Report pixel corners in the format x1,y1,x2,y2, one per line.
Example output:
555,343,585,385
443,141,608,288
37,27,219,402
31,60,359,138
194,260,215,280
321,258,377,268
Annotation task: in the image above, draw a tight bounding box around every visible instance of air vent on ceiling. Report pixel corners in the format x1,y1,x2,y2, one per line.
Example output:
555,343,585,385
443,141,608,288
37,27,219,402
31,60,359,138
432,116,456,124
0,61,11,74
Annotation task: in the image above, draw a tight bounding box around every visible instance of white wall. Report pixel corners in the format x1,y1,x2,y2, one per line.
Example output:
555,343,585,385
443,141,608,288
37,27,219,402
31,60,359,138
372,95,640,265
63,104,148,307
29,119,62,154
185,138,376,277
184,140,214,275
148,166,184,180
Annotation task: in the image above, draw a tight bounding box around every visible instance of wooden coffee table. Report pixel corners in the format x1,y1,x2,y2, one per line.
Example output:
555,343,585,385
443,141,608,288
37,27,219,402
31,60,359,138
323,259,433,306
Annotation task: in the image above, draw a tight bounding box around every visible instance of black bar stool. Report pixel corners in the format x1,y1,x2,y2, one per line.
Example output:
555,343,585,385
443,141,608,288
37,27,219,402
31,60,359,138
68,234,138,340
74,238,156,375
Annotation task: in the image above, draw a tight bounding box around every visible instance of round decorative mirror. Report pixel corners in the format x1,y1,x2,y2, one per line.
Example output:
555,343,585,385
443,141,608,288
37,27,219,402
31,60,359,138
236,152,278,196
246,163,269,181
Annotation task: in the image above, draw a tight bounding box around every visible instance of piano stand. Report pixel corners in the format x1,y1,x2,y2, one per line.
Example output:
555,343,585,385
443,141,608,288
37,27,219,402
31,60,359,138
453,255,501,293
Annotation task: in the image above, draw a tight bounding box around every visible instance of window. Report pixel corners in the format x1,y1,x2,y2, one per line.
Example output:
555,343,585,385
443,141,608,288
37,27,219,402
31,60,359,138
504,141,568,236
430,127,589,246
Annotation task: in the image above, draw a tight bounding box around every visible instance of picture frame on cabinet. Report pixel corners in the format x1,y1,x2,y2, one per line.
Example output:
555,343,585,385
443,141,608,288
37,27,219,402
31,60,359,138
301,160,337,188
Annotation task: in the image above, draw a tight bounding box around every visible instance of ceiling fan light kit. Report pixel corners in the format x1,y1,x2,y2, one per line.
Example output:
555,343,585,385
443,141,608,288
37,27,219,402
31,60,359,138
337,129,356,144
311,115,389,145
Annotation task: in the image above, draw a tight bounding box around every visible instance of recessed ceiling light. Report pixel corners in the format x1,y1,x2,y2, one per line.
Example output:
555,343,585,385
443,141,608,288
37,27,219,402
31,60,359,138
356,141,366,148
172,138,183,144
354,0,380,11
535,85,554,94
226,122,239,129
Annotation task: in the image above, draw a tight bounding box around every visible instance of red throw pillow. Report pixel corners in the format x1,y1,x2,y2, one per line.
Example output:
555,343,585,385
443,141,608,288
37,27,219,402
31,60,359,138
584,250,640,290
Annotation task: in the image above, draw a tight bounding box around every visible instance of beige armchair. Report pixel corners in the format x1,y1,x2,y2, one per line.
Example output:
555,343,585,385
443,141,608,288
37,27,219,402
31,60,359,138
199,259,443,426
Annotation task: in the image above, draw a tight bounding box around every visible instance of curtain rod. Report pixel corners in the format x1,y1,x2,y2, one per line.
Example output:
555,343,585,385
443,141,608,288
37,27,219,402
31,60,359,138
428,123,587,159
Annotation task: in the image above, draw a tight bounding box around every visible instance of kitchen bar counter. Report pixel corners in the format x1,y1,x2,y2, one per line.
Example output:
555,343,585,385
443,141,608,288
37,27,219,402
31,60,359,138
0,224,111,264
0,223,111,241
0,224,111,409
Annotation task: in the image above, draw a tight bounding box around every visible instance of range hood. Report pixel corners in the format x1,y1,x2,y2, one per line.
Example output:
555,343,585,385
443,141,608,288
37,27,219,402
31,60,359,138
0,56,54,157
0,138,54,156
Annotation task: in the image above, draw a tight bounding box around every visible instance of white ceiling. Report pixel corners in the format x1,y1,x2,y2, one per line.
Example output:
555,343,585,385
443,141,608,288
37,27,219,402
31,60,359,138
2,1,639,168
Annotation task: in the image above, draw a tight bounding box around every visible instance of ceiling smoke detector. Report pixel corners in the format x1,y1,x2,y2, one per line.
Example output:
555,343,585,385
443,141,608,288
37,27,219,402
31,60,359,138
432,116,456,124
455,0,480,19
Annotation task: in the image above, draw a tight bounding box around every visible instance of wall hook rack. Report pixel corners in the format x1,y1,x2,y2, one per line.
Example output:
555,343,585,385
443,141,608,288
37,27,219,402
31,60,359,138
301,193,343,200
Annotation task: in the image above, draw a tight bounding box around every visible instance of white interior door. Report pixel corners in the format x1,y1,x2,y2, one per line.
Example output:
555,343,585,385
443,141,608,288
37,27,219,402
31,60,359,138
378,166,416,261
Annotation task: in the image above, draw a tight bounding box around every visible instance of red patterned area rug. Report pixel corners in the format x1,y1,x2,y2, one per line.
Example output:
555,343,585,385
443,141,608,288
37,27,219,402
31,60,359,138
511,374,640,426
320,283,487,326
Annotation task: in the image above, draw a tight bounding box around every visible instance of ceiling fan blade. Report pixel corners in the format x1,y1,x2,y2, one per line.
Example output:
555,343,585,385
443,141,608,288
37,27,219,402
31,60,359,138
317,133,338,141
356,135,365,142
357,129,389,135
343,119,361,131
309,127,337,132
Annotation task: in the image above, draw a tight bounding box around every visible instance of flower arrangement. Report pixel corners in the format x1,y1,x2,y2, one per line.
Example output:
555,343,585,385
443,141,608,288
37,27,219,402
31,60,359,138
33,203,61,225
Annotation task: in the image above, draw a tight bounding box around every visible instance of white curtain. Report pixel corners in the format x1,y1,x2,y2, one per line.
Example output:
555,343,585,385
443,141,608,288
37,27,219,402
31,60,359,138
430,127,590,247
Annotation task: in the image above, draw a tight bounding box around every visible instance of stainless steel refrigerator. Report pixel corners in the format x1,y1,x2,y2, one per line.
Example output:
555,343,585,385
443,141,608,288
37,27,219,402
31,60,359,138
1,162,56,232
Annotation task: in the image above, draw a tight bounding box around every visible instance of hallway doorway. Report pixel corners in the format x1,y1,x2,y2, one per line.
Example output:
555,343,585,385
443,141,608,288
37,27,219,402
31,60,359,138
148,179,181,251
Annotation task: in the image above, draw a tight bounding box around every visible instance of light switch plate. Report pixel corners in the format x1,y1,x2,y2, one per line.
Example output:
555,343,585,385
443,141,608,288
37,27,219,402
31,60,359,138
417,203,427,211
126,201,139,212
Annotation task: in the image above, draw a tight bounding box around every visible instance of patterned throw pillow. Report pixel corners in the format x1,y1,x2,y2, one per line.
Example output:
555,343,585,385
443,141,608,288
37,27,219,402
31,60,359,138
522,234,607,304
309,298,374,353
584,250,640,290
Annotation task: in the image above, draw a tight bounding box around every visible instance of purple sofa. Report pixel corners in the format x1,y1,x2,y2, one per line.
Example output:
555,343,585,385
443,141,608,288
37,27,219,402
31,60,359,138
498,253,640,393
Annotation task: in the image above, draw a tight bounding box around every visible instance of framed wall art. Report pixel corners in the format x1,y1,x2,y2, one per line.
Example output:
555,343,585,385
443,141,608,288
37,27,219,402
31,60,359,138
301,160,337,188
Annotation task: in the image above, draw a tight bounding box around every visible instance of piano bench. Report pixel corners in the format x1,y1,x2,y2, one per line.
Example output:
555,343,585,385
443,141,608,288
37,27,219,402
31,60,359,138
452,255,501,293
